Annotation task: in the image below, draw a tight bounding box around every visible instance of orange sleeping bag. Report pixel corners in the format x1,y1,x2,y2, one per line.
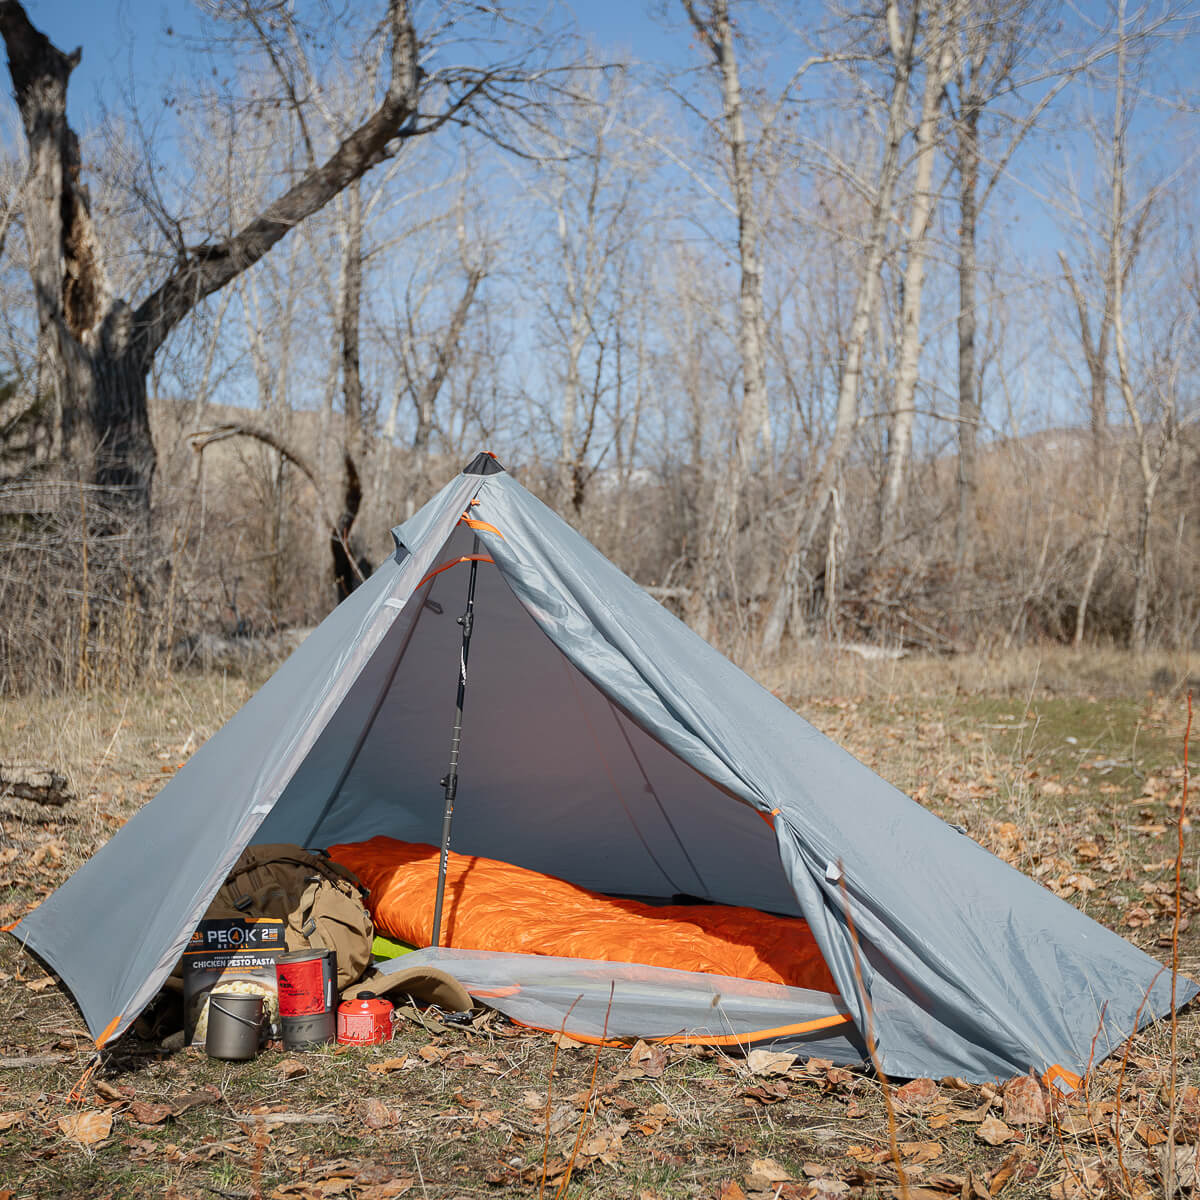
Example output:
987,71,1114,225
328,836,838,995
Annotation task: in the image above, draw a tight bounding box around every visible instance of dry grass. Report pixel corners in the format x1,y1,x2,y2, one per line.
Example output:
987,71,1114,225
0,647,1196,1199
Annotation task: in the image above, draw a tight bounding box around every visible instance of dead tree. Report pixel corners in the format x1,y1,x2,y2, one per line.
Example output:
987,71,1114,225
0,0,539,521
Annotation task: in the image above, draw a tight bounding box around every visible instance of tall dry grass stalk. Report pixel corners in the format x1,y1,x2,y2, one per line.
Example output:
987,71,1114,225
1164,691,1192,1198
836,864,909,1200
75,483,89,690
556,984,615,1200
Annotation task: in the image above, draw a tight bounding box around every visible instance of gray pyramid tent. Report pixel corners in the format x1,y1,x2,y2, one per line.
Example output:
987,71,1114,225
11,455,1193,1083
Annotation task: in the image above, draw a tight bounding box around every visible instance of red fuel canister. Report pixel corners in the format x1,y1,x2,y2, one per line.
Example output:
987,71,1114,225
336,993,393,1045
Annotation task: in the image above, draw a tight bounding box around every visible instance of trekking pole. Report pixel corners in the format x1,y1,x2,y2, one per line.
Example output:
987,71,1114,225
431,535,481,949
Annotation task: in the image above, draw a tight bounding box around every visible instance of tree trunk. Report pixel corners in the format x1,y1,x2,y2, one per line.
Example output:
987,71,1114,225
333,180,368,603
954,101,980,573
761,0,921,654
880,4,951,547
1,0,422,516
681,0,771,638
0,3,156,507
1129,481,1155,652
1072,450,1121,647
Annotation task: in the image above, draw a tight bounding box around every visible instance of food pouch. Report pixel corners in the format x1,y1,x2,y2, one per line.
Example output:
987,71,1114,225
182,916,286,1045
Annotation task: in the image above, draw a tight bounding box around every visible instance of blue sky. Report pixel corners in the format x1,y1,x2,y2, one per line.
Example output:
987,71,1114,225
9,0,1197,440
24,0,694,128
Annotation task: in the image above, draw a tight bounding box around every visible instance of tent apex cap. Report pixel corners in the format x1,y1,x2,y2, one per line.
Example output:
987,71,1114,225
462,452,505,476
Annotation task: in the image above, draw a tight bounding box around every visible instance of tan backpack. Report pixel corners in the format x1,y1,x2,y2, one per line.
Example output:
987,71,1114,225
201,844,375,993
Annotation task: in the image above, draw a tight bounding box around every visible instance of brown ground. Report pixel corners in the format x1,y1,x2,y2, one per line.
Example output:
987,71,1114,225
0,646,1196,1199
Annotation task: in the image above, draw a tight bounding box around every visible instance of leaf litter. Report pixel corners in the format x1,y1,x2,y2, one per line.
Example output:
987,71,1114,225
1,666,1198,1197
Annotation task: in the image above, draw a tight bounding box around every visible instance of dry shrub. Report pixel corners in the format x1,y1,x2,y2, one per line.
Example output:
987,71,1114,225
0,480,172,694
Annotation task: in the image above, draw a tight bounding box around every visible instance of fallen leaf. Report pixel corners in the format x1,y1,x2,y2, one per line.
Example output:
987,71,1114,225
275,1057,309,1079
899,1141,943,1164
170,1087,220,1115
128,1101,174,1125
24,976,54,992
628,1039,669,1077
0,1111,24,1131
977,1114,1015,1145
551,1031,585,1050
361,1098,397,1130
358,1181,415,1200
939,1076,972,1090
924,1174,967,1193
1048,1162,1105,1198
895,1078,939,1108
31,840,64,869
948,1098,993,1124
741,1080,788,1105
989,1148,1026,1195
366,1058,408,1074
747,1158,791,1183
1159,1145,1199,1189
746,1049,797,1077
58,1109,113,1145
1056,1112,1099,1138
522,1090,546,1109
92,1080,128,1103
1002,1075,1046,1126
718,1183,747,1200
547,1103,576,1135
1130,1120,1166,1146
580,1129,622,1163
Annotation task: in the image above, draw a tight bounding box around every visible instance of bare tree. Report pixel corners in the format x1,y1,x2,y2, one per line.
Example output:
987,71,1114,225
761,0,923,654
945,0,1109,573
0,0,555,518
877,0,954,547
678,0,814,638
520,64,653,516
1057,0,1192,650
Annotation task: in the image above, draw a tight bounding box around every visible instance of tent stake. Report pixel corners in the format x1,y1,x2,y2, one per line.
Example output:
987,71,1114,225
431,537,481,949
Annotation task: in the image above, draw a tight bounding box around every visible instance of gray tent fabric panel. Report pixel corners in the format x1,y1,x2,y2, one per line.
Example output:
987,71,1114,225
383,948,864,1061
463,473,1195,1080
15,473,480,1042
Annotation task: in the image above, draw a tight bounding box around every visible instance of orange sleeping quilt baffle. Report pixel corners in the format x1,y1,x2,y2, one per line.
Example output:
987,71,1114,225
328,836,838,995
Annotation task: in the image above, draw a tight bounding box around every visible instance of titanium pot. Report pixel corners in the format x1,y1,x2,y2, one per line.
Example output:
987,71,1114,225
205,991,264,1060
